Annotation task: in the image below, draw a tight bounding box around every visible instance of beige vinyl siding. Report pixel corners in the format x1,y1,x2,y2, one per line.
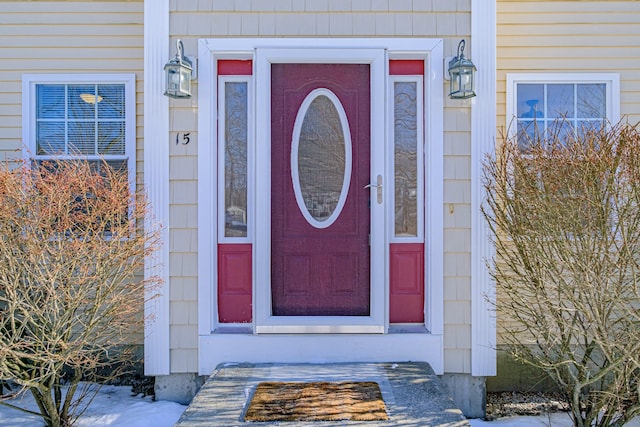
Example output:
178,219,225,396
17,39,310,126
0,2,143,345
498,1,640,130
495,0,640,355
167,0,474,375
0,1,143,168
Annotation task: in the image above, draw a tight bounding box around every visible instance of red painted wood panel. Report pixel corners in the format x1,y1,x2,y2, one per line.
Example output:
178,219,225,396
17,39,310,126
389,243,425,323
389,60,424,76
218,243,252,323
271,63,371,316
218,60,253,75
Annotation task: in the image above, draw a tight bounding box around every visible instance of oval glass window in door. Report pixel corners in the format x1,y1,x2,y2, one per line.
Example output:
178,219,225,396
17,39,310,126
291,88,352,229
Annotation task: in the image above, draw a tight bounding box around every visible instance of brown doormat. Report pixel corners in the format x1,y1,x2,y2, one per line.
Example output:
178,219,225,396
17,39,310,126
244,381,388,422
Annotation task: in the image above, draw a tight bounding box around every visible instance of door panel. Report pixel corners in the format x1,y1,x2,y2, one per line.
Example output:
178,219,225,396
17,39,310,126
389,243,425,323
271,63,371,316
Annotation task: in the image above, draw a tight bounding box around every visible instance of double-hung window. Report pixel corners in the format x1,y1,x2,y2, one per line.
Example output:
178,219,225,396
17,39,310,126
22,74,136,187
506,73,620,145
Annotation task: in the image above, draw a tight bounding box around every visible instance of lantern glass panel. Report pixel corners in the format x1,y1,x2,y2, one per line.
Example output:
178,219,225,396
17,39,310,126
180,67,191,95
166,66,180,95
461,68,473,92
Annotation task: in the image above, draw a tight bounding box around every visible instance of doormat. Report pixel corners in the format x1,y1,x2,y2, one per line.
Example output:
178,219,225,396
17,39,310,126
244,381,388,422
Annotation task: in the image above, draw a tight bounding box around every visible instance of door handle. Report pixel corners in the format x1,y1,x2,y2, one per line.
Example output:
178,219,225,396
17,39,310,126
364,174,383,204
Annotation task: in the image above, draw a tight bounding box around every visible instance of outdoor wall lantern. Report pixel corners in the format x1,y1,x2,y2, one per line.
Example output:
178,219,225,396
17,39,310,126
164,39,194,99
447,39,477,99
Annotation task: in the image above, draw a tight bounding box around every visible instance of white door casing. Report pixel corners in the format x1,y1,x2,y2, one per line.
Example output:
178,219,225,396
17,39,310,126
197,38,445,374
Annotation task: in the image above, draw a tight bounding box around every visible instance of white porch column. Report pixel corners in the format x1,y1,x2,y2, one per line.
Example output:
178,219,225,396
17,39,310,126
471,0,497,377
143,0,170,375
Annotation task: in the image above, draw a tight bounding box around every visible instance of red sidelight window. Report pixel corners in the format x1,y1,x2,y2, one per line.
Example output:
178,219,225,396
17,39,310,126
388,60,425,324
217,60,253,324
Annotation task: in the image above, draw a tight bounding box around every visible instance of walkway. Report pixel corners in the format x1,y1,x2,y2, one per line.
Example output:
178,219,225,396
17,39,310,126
175,362,470,427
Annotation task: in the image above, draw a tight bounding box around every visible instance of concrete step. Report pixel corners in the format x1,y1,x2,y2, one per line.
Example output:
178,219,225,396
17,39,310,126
175,362,470,427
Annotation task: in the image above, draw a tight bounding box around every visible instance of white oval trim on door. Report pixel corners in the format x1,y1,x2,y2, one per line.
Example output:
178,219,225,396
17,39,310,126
290,88,352,229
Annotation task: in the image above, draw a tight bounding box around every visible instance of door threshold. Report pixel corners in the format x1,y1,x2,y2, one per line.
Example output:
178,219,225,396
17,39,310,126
388,324,430,334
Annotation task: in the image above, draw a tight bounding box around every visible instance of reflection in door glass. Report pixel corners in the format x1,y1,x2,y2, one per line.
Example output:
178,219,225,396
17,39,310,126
224,82,248,237
294,92,350,227
394,81,418,237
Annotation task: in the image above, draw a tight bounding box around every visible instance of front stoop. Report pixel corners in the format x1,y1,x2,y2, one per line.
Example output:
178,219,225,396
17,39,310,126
174,362,470,427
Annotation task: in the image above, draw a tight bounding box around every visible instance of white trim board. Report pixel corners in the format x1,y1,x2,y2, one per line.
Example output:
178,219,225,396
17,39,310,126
199,333,444,375
143,0,170,376
471,0,498,377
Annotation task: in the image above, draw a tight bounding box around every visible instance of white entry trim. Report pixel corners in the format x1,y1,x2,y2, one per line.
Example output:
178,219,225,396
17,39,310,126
197,38,444,368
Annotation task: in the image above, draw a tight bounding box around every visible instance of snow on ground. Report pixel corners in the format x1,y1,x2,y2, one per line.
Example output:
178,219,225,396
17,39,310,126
0,384,186,427
470,414,640,427
469,412,573,426
1,385,571,427
1,385,638,427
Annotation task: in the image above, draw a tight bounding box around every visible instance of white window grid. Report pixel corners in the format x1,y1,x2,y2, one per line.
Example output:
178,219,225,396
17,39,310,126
22,74,137,191
506,73,620,144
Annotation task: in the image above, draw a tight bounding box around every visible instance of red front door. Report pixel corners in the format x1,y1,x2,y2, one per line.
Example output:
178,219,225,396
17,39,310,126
271,63,371,316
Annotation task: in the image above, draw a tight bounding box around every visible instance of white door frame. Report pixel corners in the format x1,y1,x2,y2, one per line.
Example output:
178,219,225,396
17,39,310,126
255,47,386,333
197,39,445,370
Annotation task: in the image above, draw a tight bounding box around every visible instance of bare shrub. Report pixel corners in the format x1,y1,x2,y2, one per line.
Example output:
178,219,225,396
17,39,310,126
0,159,160,427
483,121,640,427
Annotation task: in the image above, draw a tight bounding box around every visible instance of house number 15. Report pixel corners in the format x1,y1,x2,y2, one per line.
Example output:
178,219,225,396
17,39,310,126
176,133,191,145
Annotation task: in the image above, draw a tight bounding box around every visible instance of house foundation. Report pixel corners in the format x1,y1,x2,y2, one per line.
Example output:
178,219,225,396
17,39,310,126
440,373,487,419
154,373,206,405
